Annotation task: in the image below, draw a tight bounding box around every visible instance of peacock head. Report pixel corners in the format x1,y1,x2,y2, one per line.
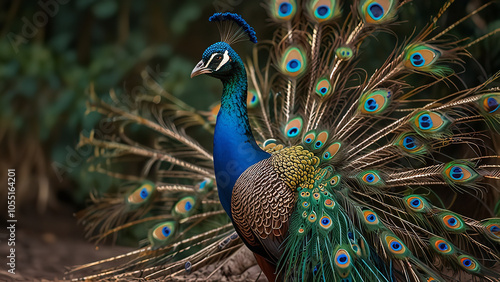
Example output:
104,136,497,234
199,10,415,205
191,42,243,80
191,13,257,80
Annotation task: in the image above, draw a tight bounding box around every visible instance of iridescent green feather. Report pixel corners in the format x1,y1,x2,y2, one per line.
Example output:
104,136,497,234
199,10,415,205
404,44,453,77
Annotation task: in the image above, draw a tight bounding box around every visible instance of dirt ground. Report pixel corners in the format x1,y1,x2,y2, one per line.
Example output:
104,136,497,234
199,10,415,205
0,209,132,281
0,207,266,282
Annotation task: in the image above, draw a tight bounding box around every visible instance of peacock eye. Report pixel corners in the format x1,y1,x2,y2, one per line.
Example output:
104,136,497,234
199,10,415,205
214,55,222,61
360,171,381,185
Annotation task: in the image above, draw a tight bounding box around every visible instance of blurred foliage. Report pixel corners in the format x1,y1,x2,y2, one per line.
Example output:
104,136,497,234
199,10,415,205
0,0,499,215
0,0,225,213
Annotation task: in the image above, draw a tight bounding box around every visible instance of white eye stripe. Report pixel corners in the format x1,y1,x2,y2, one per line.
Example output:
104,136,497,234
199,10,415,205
215,50,230,71
205,53,218,68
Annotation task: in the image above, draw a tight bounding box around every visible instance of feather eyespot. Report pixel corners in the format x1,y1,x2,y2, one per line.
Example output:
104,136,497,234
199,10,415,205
302,201,309,208
359,89,391,115
329,175,340,187
315,78,332,96
390,241,402,251
449,166,464,180
412,111,449,133
418,114,433,129
246,90,259,108
488,224,500,238
198,180,208,190
482,220,500,242
315,5,331,19
313,193,320,200
444,215,459,227
350,243,361,256
404,195,429,213
303,132,316,144
326,175,341,190
315,141,322,148
272,0,296,20
409,198,421,208
360,171,381,185
162,226,171,237
302,211,308,218
196,178,213,192
383,234,408,257
404,44,444,74
396,133,427,155
324,198,336,208
443,163,477,183
365,98,378,111
308,0,338,22
365,174,375,182
313,131,329,150
174,196,195,216
280,47,307,77
480,94,500,114
279,2,293,17
403,136,416,149
491,224,500,232
336,46,353,60
140,188,148,199
127,182,155,205
288,128,299,136
431,238,453,255
322,142,341,161
334,249,351,269
284,117,303,138
319,215,332,229
287,59,301,72
149,221,176,246
439,212,465,232
298,227,305,234
308,211,317,222
153,223,174,240
367,3,384,20
458,255,480,272
363,210,379,225
361,0,396,23
410,52,425,67
487,97,499,113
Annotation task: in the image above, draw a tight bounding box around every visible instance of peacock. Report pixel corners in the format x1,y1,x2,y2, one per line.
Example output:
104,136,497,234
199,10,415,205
70,1,500,281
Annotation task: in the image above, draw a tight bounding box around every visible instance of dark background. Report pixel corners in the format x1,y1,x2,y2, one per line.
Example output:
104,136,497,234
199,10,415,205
0,0,499,280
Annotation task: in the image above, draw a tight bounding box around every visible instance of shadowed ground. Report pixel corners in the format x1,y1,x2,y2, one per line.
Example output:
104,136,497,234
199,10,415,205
0,208,267,281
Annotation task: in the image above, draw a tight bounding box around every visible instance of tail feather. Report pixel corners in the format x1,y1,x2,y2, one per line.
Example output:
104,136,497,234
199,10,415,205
71,1,500,281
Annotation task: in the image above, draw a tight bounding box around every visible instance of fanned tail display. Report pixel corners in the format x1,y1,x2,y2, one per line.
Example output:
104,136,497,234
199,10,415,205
70,1,500,281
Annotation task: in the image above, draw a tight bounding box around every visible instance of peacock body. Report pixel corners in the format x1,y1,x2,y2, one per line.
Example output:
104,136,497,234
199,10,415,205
72,1,500,281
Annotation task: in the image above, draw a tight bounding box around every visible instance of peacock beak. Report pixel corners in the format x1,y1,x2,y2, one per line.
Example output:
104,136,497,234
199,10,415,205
191,60,212,78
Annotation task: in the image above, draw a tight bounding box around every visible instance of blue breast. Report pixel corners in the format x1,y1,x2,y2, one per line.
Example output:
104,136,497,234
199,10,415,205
213,109,270,218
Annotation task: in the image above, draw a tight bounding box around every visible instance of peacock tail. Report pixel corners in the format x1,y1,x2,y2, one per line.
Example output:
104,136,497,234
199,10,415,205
71,1,500,281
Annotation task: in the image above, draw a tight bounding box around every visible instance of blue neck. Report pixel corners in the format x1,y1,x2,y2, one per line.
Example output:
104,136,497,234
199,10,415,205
213,62,270,219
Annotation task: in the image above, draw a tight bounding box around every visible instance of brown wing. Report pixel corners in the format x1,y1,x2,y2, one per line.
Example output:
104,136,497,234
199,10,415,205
231,157,296,264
